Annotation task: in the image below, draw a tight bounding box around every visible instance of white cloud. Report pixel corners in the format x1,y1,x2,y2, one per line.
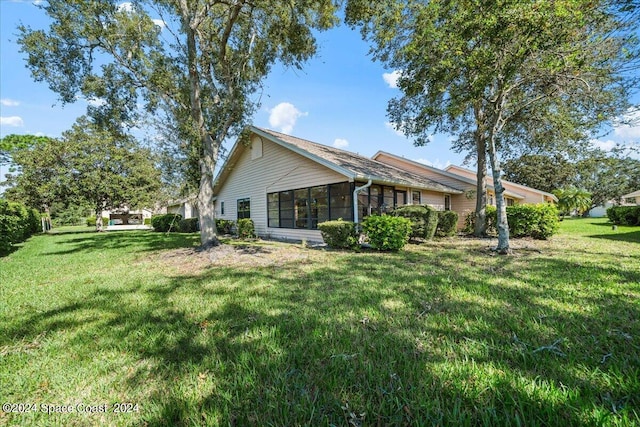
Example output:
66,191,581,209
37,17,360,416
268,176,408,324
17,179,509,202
0,116,24,127
152,19,166,29
415,158,451,170
86,97,107,107
591,138,617,152
268,102,307,134
613,109,640,139
382,70,402,89
117,2,134,12
0,98,20,107
385,121,404,137
333,138,349,149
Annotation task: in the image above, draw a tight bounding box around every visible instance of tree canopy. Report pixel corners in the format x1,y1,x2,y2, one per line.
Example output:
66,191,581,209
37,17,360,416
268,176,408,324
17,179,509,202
18,0,340,246
347,0,639,252
2,118,161,226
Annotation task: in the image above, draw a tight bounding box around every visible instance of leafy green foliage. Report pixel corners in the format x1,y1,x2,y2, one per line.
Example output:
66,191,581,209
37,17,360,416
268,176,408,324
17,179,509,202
503,154,576,194
466,204,559,239
436,210,459,237
236,218,256,239
392,205,438,241
318,220,358,249
178,218,200,233
151,214,182,232
607,206,640,225
215,219,234,235
86,217,109,227
553,187,592,216
0,199,40,255
362,215,411,251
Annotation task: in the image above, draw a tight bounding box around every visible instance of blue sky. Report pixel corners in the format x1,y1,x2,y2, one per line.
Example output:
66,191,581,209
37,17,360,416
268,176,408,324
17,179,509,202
2,0,639,182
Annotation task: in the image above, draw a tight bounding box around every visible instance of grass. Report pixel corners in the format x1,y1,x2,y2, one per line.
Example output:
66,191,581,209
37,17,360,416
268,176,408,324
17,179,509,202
0,218,638,426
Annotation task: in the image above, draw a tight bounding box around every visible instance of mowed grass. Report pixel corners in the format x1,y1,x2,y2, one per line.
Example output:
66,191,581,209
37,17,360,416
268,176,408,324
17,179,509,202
0,218,638,426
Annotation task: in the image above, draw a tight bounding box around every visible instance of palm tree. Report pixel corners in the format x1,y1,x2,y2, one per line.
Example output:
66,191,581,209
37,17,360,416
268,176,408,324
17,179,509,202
553,187,592,218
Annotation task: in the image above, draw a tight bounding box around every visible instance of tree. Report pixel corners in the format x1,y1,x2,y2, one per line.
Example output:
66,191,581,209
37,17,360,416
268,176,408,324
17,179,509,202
347,0,639,253
502,154,576,194
553,187,592,217
575,151,640,207
18,0,339,247
3,118,161,231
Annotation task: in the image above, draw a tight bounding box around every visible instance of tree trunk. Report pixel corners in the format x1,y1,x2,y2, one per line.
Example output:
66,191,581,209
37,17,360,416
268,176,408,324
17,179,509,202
487,138,510,254
198,133,219,248
474,133,488,237
96,205,104,232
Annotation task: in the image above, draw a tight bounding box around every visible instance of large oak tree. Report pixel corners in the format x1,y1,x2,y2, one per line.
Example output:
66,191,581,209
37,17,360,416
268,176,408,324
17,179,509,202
347,0,639,252
18,0,339,246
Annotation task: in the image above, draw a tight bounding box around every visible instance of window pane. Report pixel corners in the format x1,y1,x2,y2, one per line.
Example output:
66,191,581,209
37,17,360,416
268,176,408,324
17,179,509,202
329,182,352,220
280,191,294,228
412,191,421,205
267,193,279,227
295,188,309,229
237,198,250,219
310,186,328,229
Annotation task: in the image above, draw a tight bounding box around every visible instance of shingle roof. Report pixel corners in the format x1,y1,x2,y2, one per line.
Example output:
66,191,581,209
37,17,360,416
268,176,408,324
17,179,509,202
253,127,463,194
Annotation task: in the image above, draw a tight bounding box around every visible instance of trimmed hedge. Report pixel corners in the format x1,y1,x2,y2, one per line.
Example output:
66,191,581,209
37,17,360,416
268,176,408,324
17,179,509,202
607,206,640,226
0,199,41,255
362,214,412,251
465,203,559,239
151,214,182,232
178,218,199,233
86,217,109,227
392,205,438,241
436,210,459,237
318,220,358,249
236,218,256,239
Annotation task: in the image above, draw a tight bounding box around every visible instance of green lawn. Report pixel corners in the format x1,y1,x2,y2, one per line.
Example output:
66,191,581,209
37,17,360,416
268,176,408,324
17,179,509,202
1,218,638,426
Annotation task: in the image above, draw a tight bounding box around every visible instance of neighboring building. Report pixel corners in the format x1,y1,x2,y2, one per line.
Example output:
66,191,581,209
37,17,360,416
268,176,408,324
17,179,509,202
212,126,463,242
372,151,556,228
622,190,640,205
101,207,153,230
167,196,199,219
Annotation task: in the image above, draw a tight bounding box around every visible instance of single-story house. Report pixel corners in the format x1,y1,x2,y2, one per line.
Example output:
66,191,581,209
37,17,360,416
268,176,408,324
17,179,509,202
100,207,153,230
212,126,464,242
371,151,557,228
622,190,640,205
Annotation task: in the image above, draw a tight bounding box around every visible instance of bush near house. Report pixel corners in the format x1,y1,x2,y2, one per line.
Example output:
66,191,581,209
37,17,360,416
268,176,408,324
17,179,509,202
178,218,199,233
607,206,640,226
392,205,438,241
362,214,412,251
436,210,459,237
236,218,256,239
465,204,559,239
150,214,182,232
0,199,41,255
215,219,234,235
318,220,358,249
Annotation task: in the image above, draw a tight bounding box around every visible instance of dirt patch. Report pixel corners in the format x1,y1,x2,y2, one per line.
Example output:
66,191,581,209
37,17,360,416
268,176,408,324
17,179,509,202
150,242,315,274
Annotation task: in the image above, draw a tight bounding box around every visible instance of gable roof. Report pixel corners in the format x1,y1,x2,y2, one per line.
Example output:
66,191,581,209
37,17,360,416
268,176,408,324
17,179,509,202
213,126,463,194
622,190,640,198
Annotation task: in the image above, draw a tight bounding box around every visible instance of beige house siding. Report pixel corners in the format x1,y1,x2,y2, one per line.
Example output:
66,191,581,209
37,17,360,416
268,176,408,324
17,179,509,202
214,135,347,242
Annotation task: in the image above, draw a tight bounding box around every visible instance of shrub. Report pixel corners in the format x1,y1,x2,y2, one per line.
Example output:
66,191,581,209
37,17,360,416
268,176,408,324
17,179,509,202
507,203,559,239
236,218,255,239
464,206,497,234
607,206,640,226
87,217,109,227
143,218,151,225
215,219,234,235
436,210,459,237
178,218,199,233
318,220,358,249
362,214,412,251
0,199,41,255
392,205,438,241
151,214,182,232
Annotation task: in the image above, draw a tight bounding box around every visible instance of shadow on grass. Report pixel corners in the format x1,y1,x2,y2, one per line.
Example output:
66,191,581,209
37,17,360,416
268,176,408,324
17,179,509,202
588,230,640,244
2,236,639,425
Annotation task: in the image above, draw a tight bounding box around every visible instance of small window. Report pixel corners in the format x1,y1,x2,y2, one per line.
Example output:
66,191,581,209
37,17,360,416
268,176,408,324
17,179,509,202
412,190,421,205
220,201,225,215
237,198,250,219
506,198,515,207
444,194,451,211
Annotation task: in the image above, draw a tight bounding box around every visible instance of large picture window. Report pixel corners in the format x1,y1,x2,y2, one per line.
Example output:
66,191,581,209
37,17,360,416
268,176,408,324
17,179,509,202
237,198,250,219
267,182,352,230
